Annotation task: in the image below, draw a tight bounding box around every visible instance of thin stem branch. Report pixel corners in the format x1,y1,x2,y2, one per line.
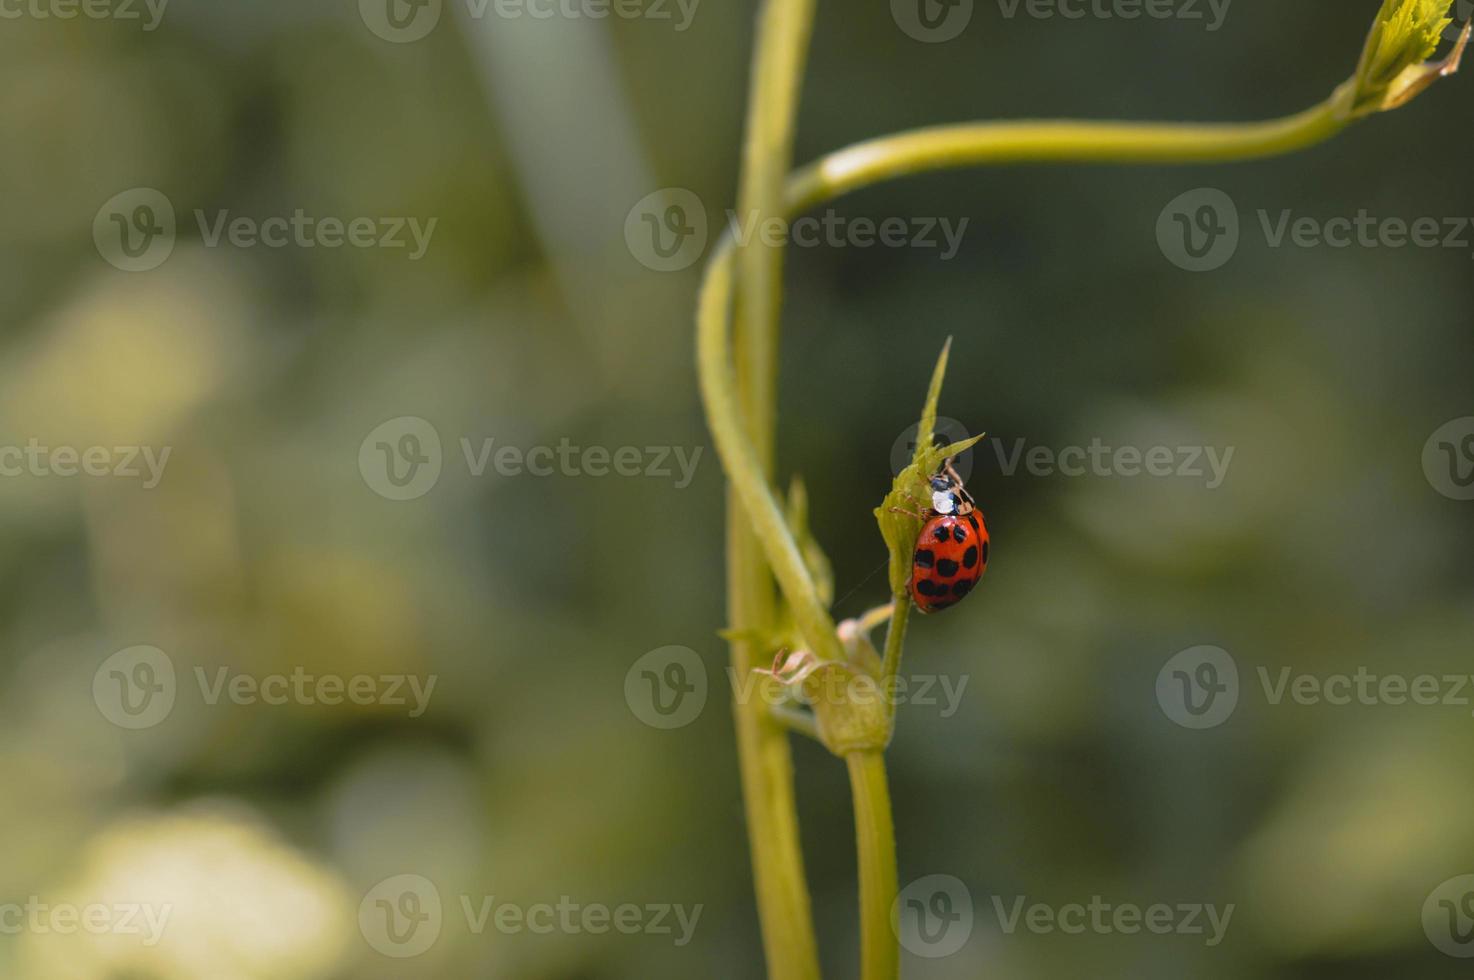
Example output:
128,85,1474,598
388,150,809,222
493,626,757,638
847,752,899,980
724,1,822,978
856,603,895,636
770,703,822,741
784,91,1352,214
737,0,817,470
879,598,910,723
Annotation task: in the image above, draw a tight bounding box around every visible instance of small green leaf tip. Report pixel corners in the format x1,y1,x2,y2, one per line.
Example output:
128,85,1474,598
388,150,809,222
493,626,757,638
874,339,985,598
1349,0,1469,116
786,476,834,610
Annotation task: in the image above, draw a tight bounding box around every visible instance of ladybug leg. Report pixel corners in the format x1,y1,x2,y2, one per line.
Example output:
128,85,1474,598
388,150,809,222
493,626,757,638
941,457,976,513
889,488,930,521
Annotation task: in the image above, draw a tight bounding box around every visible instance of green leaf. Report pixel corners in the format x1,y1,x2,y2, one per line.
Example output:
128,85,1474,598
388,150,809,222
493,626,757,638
872,340,984,597
785,476,834,609
915,335,952,464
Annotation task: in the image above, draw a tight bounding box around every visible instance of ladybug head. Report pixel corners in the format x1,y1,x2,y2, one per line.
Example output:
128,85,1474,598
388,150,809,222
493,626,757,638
928,458,975,516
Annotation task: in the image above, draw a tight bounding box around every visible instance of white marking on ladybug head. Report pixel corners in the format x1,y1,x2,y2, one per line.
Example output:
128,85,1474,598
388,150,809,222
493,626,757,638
931,490,956,514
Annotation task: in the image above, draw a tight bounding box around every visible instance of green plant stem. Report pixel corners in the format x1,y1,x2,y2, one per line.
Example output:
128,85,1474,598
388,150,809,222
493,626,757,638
879,597,910,722
702,95,1361,678
736,0,816,469
784,91,1353,213
700,93,1367,980
702,250,849,669
724,1,822,978
856,603,895,635
771,703,822,741
847,751,899,980
704,249,854,669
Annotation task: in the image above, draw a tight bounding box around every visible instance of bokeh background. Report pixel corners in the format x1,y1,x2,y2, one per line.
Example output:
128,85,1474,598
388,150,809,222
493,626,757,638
3,0,1474,977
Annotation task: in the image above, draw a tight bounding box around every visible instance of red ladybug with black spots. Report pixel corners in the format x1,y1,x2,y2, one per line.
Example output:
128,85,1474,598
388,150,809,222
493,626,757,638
902,459,988,613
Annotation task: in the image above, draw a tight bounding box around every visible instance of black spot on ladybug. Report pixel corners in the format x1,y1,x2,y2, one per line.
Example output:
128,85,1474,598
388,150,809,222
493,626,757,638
914,578,938,597
967,514,979,531
952,578,973,598
962,545,978,569
981,540,990,564
936,558,959,577
914,549,935,569
952,525,967,544
932,525,950,543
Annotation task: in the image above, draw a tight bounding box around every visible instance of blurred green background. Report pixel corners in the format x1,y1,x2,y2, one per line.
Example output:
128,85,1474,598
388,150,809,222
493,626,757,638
3,0,1474,977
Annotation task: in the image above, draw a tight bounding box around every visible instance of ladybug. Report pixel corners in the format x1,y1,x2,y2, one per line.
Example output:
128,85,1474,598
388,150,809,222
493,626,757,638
904,459,988,614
